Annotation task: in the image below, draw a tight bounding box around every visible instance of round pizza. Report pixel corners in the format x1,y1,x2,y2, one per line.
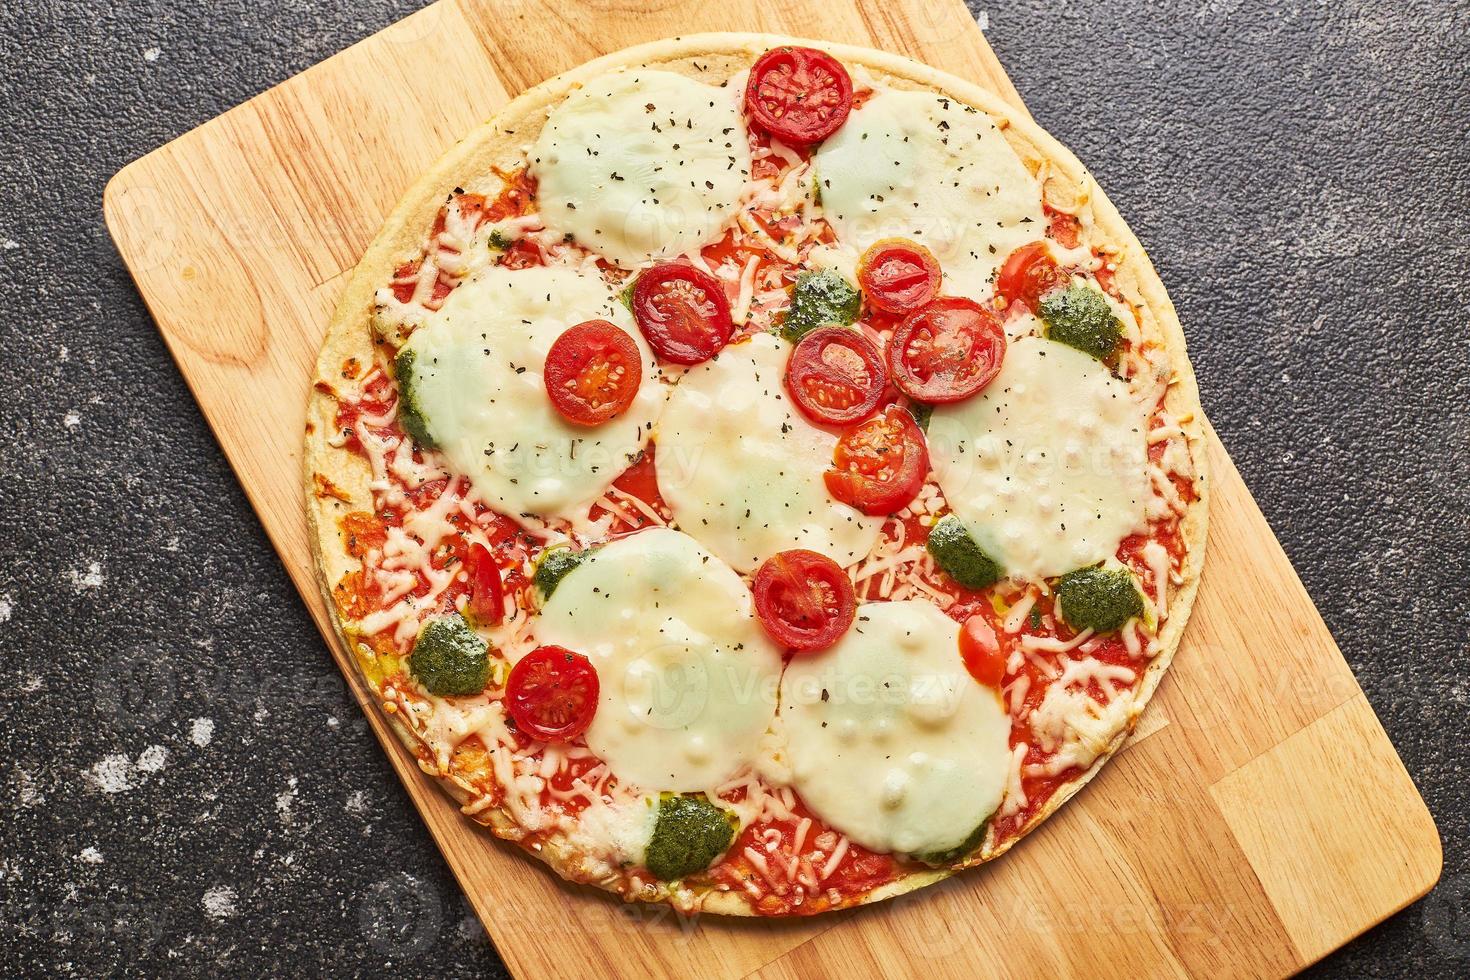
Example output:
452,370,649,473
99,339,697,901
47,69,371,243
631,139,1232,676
305,33,1207,916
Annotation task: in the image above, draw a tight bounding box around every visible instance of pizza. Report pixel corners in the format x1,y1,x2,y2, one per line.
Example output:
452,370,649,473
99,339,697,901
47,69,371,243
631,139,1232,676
305,33,1207,916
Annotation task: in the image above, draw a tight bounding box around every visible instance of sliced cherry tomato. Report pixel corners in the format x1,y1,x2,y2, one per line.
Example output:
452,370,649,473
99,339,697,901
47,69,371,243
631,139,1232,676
856,238,942,315
745,47,854,145
995,241,1066,315
631,263,734,365
958,613,1005,689
785,326,886,426
505,645,599,742
543,319,642,426
752,550,857,652
463,542,505,627
824,406,928,515
888,298,1006,403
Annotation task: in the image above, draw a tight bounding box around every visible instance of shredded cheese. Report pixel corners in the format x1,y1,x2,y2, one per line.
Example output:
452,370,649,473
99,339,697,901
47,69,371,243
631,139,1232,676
997,742,1030,818
733,254,761,324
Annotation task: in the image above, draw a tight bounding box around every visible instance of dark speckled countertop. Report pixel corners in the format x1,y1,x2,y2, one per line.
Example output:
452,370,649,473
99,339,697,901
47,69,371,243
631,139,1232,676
1,1,1466,976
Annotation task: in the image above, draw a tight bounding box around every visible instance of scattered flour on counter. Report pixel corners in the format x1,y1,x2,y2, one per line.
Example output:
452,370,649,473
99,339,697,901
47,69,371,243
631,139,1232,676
63,410,81,431
201,885,237,920
190,718,215,747
86,754,136,794
77,847,104,865
15,768,45,807
84,746,169,793
67,561,105,591
0,594,12,623
344,790,369,816
457,915,485,944
143,47,162,62
137,745,169,773
275,776,298,824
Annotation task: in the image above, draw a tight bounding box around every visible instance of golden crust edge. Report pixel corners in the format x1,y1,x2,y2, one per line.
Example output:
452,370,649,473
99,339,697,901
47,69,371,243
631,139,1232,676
302,31,1211,916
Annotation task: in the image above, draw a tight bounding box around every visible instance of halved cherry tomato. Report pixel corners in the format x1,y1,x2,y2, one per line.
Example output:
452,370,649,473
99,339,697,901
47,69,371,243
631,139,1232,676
785,326,886,426
631,264,734,365
463,542,505,627
543,319,642,426
958,613,1005,689
856,239,942,315
888,298,1006,403
745,47,853,145
505,645,599,742
995,241,1066,315
752,550,857,652
823,406,928,515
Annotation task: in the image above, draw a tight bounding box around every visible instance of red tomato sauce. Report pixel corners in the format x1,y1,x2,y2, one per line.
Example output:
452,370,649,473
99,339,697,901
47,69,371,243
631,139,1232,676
703,793,900,915
386,171,541,319
1044,203,1081,249
586,447,671,535
328,393,530,657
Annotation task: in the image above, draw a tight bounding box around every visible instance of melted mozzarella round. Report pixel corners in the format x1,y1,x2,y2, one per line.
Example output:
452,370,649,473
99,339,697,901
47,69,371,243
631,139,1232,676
928,336,1148,579
815,89,1045,303
530,70,752,269
776,601,1011,856
653,332,882,573
533,528,783,792
402,264,665,526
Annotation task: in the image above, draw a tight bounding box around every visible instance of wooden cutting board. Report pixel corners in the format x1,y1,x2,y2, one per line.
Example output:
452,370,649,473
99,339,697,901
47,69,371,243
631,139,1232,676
102,1,1440,975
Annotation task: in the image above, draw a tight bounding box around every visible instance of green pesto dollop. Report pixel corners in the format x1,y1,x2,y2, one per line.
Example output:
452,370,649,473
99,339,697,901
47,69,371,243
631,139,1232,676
532,545,589,603
914,817,990,867
1055,563,1145,633
926,515,1003,590
779,269,861,343
1038,284,1123,360
408,613,489,696
486,228,512,251
644,793,736,881
393,347,437,450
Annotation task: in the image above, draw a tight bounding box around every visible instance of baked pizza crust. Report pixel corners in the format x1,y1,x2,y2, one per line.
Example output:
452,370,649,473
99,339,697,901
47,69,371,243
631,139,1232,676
304,32,1210,915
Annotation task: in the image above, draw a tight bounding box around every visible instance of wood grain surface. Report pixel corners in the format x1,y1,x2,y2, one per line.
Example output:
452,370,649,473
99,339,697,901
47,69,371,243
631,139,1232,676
101,1,1441,976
